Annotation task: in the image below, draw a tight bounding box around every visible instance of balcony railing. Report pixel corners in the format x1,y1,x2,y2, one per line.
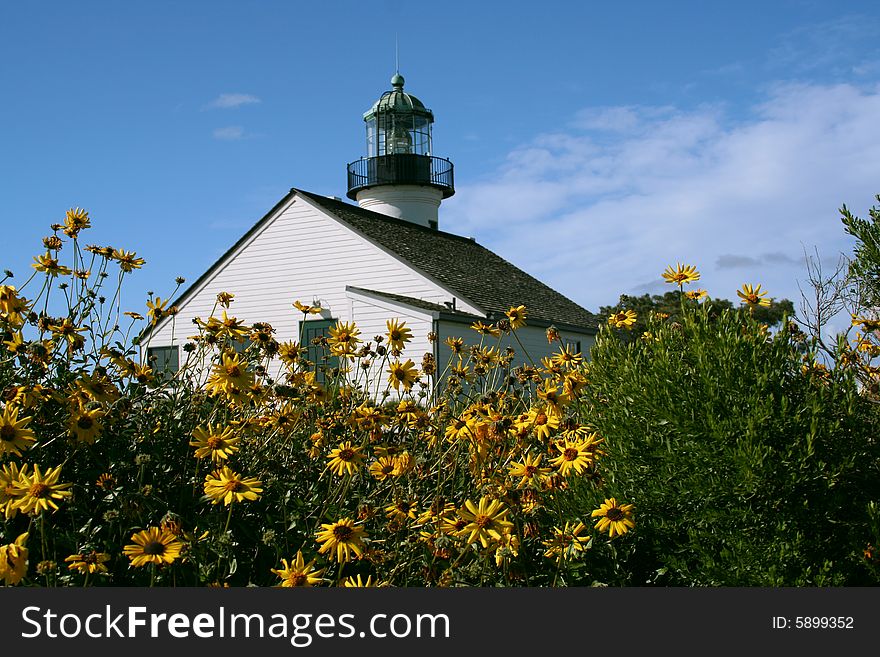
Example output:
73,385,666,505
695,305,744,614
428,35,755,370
347,154,455,200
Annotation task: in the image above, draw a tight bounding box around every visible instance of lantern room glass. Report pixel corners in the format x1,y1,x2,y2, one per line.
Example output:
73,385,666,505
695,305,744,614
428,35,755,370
366,112,432,157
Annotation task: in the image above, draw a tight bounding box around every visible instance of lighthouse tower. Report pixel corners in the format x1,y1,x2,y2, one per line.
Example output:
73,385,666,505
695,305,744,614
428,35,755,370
346,73,454,230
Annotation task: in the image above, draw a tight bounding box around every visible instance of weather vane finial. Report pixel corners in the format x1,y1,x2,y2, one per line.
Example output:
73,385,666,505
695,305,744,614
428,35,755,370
395,33,399,74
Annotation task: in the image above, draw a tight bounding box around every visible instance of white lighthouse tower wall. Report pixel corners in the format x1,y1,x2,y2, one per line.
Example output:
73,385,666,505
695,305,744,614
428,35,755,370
355,185,443,228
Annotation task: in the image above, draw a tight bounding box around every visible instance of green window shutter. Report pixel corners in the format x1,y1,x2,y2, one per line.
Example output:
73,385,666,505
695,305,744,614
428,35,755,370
147,345,179,378
302,319,339,384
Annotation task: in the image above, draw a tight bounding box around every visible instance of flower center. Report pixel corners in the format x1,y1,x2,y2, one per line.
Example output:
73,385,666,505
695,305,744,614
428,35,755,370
474,514,492,529
289,573,308,586
339,448,355,461
142,540,166,556
223,479,243,493
524,465,538,477
535,413,548,426
333,525,353,541
226,365,241,377
29,482,50,498
77,416,94,430
563,448,579,461
207,435,223,449
605,507,624,521
0,425,16,440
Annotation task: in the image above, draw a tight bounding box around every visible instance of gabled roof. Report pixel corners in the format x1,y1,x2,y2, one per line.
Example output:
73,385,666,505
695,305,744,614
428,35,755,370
297,190,598,333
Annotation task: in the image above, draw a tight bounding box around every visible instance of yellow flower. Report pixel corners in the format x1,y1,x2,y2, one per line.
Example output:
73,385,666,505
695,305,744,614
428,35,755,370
190,424,239,462
278,340,304,366
662,263,701,286
123,527,183,567
591,498,635,538
0,462,27,520
293,300,322,315
111,249,146,272
205,352,254,397
457,497,514,549
505,305,528,330
14,464,72,515
385,318,412,352
326,441,364,477
271,551,325,587
607,309,637,329
387,359,418,391
368,456,398,481
737,283,771,307
852,315,880,332
146,296,174,323
526,406,560,440
63,207,91,238
684,289,707,300
0,406,36,456
203,467,262,505
550,437,596,477
543,522,591,560
216,291,235,308
384,500,418,522
327,321,361,357
316,518,367,563
444,336,465,358
64,551,110,575
508,453,552,489
0,533,29,585
470,321,500,338
551,345,583,369
32,252,71,277
342,574,383,587
67,404,105,444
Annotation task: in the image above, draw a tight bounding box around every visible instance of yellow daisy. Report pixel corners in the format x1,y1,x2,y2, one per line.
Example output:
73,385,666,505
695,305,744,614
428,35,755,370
662,263,700,286
326,442,364,477
203,467,263,505
316,518,367,563
14,464,72,515
0,533,29,585
190,424,239,462
0,406,36,456
385,318,412,352
456,497,514,549
123,527,183,567
608,310,638,329
271,551,325,587
737,283,771,307
591,498,636,538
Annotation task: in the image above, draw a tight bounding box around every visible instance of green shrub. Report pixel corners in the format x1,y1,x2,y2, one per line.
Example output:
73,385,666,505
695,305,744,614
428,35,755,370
580,302,880,585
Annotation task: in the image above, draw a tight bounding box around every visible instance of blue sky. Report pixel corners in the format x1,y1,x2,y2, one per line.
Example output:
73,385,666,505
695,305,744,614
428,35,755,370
2,1,880,330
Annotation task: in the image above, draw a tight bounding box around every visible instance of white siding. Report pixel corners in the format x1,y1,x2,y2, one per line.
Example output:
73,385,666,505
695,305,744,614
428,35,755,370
348,293,435,400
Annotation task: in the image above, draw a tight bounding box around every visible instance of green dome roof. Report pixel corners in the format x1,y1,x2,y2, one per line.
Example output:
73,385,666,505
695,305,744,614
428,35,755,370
364,73,433,121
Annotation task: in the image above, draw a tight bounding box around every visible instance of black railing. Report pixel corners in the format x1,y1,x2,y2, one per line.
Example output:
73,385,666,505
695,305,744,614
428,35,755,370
347,154,455,200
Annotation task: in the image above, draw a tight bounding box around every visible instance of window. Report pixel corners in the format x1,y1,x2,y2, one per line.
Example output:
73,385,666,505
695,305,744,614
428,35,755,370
147,345,179,378
302,319,339,384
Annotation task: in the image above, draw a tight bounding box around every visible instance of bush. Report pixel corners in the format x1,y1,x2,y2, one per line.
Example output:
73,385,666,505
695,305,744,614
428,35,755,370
580,300,880,585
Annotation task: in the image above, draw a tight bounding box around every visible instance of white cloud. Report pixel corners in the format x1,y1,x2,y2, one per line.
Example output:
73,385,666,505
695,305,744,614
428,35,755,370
213,126,245,140
443,82,880,314
204,93,261,110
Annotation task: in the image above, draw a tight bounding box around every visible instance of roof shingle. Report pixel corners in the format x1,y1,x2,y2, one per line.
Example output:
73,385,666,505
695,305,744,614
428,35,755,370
299,190,598,332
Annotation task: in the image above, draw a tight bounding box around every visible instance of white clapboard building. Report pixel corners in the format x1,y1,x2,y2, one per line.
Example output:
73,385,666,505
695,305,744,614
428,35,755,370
140,73,597,385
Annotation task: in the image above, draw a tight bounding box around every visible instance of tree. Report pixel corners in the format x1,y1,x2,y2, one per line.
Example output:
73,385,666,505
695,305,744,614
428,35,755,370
599,291,794,342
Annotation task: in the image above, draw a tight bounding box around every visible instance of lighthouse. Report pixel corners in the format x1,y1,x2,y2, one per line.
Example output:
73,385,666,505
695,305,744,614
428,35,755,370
346,73,455,230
